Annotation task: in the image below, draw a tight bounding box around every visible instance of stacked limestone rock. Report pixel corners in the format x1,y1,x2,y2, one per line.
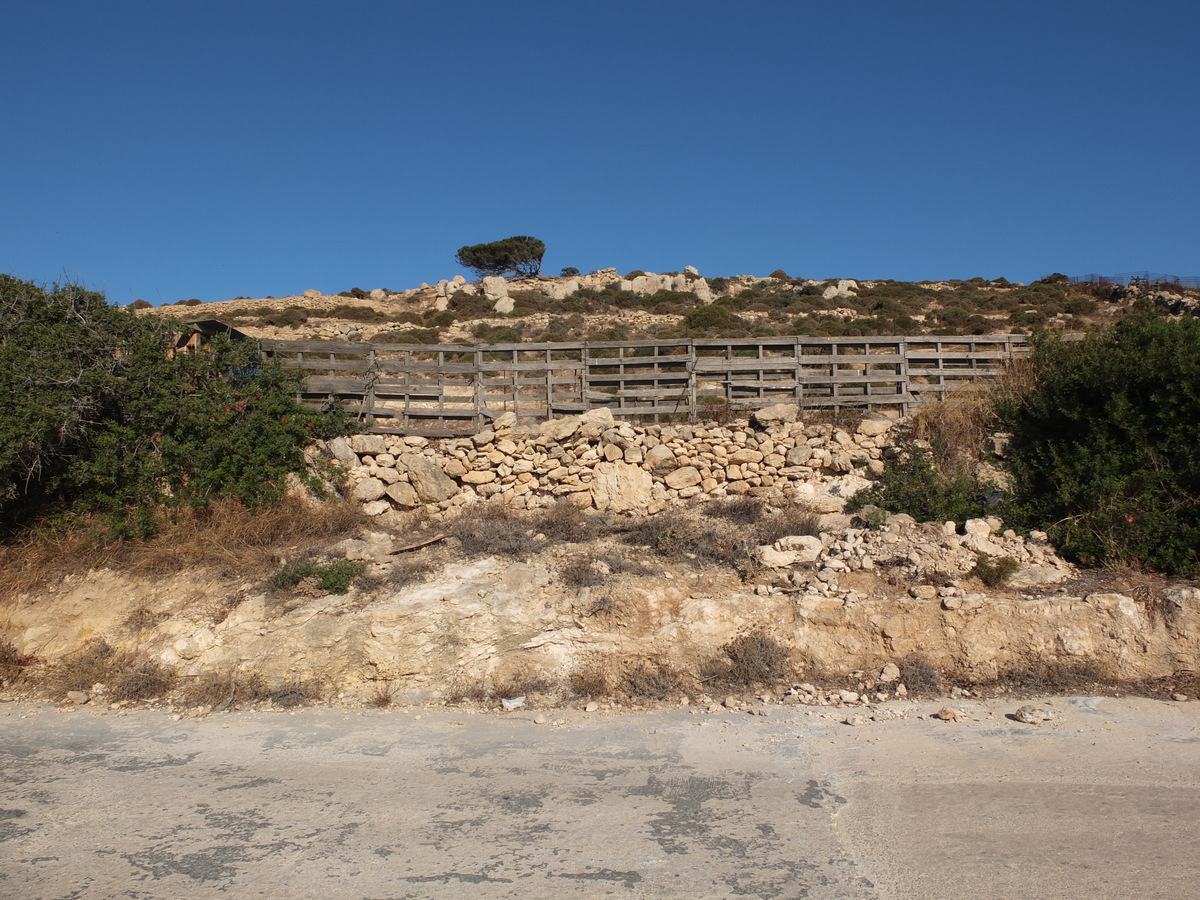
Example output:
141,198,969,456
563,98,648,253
754,514,1072,607
322,404,898,518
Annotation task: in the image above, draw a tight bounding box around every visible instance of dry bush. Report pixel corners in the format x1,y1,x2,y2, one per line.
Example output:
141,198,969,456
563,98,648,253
582,590,630,621
911,356,1038,473
704,497,765,525
490,665,554,699
449,504,532,558
755,504,821,543
43,640,177,702
568,655,615,698
528,500,596,544
266,678,322,707
176,670,320,707
619,658,688,699
0,496,364,603
722,632,794,684
992,655,1110,695
558,551,649,589
366,681,397,708
0,640,33,684
620,509,751,569
897,655,943,695
569,654,687,700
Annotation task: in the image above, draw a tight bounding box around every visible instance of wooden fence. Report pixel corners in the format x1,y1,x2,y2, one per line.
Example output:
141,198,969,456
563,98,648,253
260,334,1031,436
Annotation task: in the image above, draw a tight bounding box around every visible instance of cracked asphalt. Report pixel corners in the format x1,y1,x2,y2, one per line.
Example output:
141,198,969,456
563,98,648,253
1,696,1197,899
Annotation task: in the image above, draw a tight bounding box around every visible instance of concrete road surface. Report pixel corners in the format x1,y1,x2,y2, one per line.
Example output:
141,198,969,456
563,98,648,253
1,695,1197,899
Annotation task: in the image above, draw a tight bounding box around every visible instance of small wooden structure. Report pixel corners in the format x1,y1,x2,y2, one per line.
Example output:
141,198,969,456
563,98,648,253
170,320,253,355
260,334,1030,437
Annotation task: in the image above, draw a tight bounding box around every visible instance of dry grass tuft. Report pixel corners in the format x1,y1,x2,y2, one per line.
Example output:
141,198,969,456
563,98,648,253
0,496,364,604
897,655,943,695
704,497,765,525
569,653,688,700
0,640,34,684
43,640,177,702
713,632,794,686
911,356,1038,474
755,504,822,544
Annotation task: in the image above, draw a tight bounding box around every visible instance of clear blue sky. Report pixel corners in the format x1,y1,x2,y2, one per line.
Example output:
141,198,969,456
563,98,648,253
3,1,1198,304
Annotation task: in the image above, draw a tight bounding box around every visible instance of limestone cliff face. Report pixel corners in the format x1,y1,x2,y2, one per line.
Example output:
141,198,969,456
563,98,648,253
5,539,1197,704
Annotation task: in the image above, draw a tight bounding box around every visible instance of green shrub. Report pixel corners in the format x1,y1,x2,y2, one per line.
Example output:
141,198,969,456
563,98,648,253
683,304,744,333
968,554,1020,588
846,448,993,524
269,558,366,594
560,267,580,277
0,275,349,527
1001,315,1200,575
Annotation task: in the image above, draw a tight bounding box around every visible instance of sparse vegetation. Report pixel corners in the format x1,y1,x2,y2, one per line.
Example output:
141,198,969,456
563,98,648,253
714,631,794,685
44,640,177,702
268,558,366,595
968,554,1020,588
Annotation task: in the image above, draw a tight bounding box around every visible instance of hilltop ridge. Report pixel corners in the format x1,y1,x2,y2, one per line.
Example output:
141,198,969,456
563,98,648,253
140,268,1199,346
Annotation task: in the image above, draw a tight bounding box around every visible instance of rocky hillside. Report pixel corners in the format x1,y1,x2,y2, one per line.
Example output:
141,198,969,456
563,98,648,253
141,269,1200,346
4,405,1197,713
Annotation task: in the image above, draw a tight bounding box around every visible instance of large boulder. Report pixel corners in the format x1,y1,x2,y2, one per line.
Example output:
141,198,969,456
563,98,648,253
752,403,798,428
385,482,420,508
590,461,653,513
349,434,387,455
644,444,678,472
664,466,702,490
352,478,387,502
540,415,582,441
481,276,509,299
324,436,359,468
399,454,458,503
856,415,895,437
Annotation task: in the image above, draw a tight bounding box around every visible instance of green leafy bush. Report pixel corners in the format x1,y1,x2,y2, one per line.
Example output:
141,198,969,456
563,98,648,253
1001,315,1200,575
269,558,366,595
0,275,349,527
846,448,993,524
968,554,1020,588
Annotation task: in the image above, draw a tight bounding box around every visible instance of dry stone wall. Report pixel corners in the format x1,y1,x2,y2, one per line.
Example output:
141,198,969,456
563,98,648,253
322,404,897,519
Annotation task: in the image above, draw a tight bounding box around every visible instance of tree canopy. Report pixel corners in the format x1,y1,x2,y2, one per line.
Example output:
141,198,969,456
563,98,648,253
454,236,545,279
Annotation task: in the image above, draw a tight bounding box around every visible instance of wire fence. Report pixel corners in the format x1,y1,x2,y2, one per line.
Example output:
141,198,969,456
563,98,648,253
1068,271,1200,289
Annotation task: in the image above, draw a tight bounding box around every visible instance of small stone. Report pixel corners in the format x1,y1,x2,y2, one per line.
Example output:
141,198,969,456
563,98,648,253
934,707,964,722
1014,704,1057,725
585,701,600,712
533,715,548,725
843,715,866,727
723,696,740,709
1172,693,1188,702
879,663,901,684
66,691,90,705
